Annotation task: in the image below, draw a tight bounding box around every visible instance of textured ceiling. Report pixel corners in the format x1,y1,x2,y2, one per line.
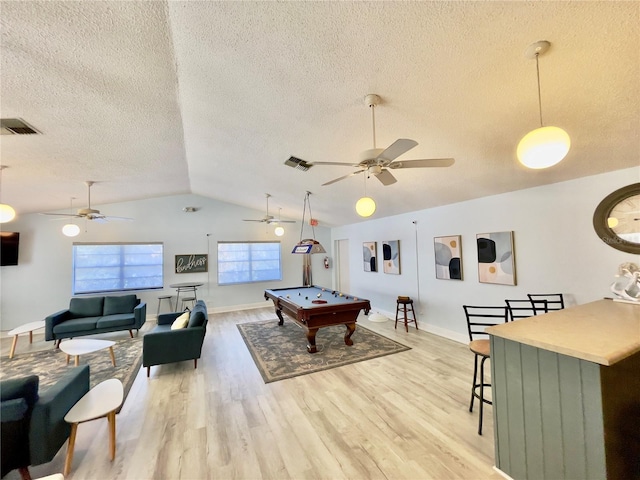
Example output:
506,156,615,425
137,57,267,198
1,1,638,226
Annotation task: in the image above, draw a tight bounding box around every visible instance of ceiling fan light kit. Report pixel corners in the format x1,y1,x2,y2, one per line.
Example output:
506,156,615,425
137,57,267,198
517,41,571,169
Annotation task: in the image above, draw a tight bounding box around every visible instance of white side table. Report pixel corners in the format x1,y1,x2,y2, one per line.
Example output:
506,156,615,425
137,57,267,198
63,379,123,476
7,320,45,358
59,339,116,366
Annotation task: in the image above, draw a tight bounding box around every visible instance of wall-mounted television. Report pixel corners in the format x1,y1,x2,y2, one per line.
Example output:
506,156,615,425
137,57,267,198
1,232,20,266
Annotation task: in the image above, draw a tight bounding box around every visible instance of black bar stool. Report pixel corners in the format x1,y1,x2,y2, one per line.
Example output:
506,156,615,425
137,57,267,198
395,296,418,332
157,295,173,316
181,297,196,311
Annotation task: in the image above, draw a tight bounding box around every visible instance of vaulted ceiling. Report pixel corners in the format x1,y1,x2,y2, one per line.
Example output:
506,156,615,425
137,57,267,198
1,1,638,227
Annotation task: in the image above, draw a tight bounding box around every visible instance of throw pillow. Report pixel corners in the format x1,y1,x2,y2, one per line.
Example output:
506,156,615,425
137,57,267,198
171,311,190,330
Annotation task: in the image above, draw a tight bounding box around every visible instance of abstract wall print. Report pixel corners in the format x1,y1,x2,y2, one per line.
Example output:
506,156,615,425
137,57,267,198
434,235,463,280
363,242,377,272
382,240,401,274
476,231,516,285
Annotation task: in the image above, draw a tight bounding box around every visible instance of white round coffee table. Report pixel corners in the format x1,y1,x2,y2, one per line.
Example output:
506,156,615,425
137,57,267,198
7,320,46,358
63,379,124,475
59,339,116,366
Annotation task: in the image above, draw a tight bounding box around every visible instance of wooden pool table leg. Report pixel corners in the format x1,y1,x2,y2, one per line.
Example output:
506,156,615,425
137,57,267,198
275,309,285,326
306,328,319,353
344,323,356,346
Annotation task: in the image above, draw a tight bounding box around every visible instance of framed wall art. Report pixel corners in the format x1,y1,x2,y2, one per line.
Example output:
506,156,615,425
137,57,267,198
363,241,377,272
382,240,400,274
434,235,463,280
476,231,516,285
175,254,208,274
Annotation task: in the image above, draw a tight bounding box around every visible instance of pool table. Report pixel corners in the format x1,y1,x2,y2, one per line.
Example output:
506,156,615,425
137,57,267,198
264,285,371,353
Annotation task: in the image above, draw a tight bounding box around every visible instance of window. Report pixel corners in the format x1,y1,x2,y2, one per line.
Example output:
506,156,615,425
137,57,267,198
217,241,281,285
73,242,163,294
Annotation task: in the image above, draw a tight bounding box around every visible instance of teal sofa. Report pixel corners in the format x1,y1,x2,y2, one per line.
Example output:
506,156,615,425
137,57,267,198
45,294,146,344
1,365,90,478
143,300,208,377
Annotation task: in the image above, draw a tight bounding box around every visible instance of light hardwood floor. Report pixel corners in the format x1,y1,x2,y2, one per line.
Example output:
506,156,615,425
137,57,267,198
1,308,500,480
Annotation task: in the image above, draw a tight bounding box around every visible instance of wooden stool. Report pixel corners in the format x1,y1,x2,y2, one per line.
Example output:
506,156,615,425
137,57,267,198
181,297,196,310
395,296,418,332
157,295,173,315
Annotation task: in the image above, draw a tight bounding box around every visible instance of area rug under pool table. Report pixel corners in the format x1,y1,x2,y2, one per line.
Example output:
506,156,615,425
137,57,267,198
237,319,410,383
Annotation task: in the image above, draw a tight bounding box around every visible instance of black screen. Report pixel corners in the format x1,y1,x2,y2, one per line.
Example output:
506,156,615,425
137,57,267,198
0,232,19,266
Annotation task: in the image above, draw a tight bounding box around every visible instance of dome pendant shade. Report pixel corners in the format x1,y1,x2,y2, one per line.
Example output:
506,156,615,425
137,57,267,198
517,126,570,169
356,196,376,217
0,204,16,223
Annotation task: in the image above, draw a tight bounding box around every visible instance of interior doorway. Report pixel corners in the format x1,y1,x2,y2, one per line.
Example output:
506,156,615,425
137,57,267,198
335,239,350,293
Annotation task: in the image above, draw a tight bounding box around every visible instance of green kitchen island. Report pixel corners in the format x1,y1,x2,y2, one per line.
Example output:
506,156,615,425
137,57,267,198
486,299,640,480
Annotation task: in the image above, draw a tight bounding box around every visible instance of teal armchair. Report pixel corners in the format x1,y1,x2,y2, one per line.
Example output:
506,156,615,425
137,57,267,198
1,365,90,479
142,300,208,377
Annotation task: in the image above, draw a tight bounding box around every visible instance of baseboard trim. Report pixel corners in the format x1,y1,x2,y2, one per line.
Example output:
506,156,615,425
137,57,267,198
493,465,514,480
369,307,467,345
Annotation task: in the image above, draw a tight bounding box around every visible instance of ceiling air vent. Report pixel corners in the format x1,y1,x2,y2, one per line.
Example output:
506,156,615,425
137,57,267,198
0,118,40,135
284,156,312,171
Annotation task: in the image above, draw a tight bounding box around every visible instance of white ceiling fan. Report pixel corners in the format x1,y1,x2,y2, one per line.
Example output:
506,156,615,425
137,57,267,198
40,181,133,222
243,193,296,224
288,94,455,186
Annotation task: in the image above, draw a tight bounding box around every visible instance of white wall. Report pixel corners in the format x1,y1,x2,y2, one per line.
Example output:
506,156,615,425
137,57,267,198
0,194,332,330
332,167,639,343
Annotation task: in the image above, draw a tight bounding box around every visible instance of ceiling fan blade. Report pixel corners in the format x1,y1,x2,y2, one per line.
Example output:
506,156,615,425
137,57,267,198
388,158,455,169
376,139,418,164
267,219,296,224
322,169,366,186
375,169,397,186
311,161,360,167
243,219,265,222
39,212,81,218
103,216,134,221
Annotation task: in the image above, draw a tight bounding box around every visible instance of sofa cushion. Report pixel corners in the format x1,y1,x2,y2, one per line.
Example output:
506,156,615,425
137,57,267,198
151,324,172,334
96,313,136,329
0,398,28,422
187,304,206,328
53,317,100,334
171,311,190,330
69,297,104,318
103,295,138,316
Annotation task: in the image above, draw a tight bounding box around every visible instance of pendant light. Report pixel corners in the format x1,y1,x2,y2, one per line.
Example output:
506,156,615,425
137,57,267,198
517,41,570,169
62,197,80,237
356,171,376,217
355,99,378,217
0,166,16,223
292,191,326,254
274,208,285,236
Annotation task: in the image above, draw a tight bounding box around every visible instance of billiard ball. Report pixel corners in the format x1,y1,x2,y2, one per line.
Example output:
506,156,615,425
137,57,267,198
286,295,290,298
317,293,322,298
339,293,343,297
305,296,308,300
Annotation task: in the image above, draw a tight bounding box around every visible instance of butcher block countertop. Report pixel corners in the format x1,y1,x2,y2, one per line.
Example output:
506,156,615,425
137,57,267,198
486,299,640,366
